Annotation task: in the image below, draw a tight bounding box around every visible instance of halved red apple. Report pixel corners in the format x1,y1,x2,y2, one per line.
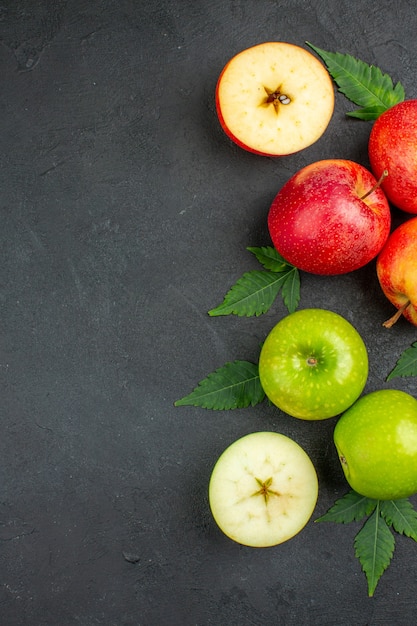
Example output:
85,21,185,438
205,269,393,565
216,42,334,156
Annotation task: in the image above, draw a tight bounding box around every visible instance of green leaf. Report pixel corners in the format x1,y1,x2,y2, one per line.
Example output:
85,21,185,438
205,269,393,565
380,499,417,541
174,360,264,410
354,505,395,597
281,267,300,314
208,270,292,317
387,341,417,380
208,247,301,317
347,105,388,120
306,42,405,120
316,490,377,524
246,246,291,273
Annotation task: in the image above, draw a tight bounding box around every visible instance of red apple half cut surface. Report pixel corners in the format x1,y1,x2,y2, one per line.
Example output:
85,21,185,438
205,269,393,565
215,42,334,156
268,159,391,275
369,99,417,214
208,431,318,547
376,216,417,327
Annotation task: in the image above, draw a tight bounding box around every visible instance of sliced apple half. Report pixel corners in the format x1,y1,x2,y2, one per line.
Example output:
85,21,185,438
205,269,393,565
215,42,334,156
208,431,318,547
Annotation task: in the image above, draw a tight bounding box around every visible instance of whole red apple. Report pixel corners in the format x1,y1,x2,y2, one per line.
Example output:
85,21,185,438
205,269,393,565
369,100,417,214
376,216,417,327
267,159,391,275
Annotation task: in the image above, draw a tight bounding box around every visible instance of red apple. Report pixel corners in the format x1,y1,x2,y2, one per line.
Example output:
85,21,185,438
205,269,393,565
215,42,334,156
369,99,417,214
267,159,391,275
376,216,417,327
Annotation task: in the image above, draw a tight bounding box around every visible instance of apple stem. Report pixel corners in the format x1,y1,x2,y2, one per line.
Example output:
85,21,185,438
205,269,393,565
382,300,410,328
360,169,389,201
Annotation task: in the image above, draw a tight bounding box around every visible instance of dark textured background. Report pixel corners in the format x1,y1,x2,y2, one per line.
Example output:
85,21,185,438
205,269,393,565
1,1,417,624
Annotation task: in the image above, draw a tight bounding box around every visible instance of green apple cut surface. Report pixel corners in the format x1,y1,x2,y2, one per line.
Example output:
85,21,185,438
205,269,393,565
215,42,334,156
376,216,417,327
334,390,417,500
208,432,318,547
258,309,368,420
369,100,417,214
267,159,391,275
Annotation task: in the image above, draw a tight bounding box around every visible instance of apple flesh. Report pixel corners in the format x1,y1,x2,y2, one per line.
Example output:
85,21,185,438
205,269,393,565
369,99,417,214
208,431,318,547
215,42,334,156
376,216,417,327
334,390,417,500
267,159,391,275
258,309,368,420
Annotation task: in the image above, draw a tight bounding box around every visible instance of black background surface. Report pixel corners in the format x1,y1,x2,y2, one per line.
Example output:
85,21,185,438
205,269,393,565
1,1,417,624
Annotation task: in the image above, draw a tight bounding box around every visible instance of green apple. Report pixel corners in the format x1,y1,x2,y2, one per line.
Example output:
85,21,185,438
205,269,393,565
258,309,368,420
208,431,318,547
334,389,417,500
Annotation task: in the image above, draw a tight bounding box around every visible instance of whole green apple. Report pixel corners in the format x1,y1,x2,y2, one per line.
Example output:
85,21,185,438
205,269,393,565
334,389,417,500
376,216,417,327
208,431,318,547
258,309,368,420
267,159,391,275
369,99,417,214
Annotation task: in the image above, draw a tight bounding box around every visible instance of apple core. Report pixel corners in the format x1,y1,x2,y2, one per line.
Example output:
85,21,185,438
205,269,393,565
264,87,292,110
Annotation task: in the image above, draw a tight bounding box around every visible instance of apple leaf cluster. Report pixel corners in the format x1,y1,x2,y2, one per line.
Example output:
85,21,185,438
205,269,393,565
208,247,300,317
317,490,417,596
306,43,405,120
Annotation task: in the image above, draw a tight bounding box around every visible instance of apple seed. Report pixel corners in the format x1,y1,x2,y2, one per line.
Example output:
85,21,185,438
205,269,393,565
263,86,292,112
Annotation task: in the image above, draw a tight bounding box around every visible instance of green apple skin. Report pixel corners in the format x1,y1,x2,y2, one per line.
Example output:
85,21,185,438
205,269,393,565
376,216,417,327
258,309,368,420
334,389,417,500
369,100,417,214
208,431,318,547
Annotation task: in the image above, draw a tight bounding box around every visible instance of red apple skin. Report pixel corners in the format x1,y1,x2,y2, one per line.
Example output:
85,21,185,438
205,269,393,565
369,100,417,214
267,159,391,275
215,59,288,157
376,216,417,326
215,74,270,156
